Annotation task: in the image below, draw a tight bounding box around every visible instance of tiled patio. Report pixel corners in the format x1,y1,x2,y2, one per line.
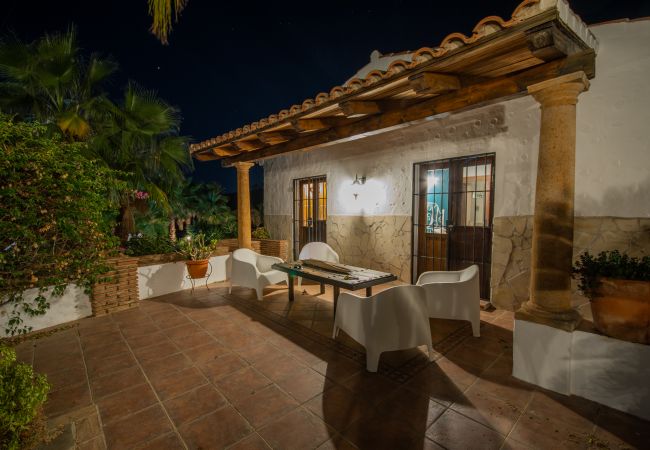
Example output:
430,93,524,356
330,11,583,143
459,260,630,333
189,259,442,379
14,282,649,450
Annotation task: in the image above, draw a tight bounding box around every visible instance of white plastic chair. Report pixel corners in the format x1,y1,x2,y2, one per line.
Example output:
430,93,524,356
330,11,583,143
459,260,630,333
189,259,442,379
297,242,340,288
416,265,481,337
229,248,287,300
333,285,433,372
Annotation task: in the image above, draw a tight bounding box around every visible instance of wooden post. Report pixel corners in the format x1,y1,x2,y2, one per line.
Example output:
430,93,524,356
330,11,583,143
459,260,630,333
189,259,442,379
234,162,254,249
516,72,589,331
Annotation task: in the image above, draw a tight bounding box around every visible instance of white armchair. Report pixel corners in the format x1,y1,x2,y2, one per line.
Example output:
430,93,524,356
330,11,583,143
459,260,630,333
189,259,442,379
297,242,339,288
416,265,481,337
333,285,433,372
229,248,287,301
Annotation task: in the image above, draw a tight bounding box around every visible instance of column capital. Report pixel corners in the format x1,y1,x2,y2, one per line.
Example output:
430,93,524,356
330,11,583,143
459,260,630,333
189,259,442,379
528,71,589,107
233,161,255,172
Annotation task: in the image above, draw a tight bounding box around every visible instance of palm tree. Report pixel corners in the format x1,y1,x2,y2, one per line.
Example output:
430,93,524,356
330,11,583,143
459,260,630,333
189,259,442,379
0,28,116,140
0,31,193,241
148,0,188,45
90,83,193,240
166,179,233,242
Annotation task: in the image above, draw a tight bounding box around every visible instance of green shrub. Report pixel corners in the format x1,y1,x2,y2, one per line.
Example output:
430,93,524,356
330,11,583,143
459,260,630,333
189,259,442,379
0,115,121,335
176,234,218,261
0,345,50,450
573,250,650,299
252,227,271,240
124,234,176,257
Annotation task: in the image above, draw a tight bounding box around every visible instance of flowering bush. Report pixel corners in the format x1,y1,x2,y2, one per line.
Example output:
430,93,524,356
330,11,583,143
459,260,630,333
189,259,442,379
133,190,149,200
0,115,121,335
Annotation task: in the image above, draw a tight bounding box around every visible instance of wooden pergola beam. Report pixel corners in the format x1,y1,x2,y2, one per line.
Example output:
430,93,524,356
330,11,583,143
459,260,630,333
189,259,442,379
339,100,382,117
233,138,265,152
408,72,461,95
290,117,353,132
290,118,330,132
257,130,295,145
222,50,595,167
213,144,239,157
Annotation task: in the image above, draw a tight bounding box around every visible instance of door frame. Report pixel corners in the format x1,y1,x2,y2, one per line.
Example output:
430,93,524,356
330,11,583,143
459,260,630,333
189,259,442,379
411,153,496,298
292,175,328,260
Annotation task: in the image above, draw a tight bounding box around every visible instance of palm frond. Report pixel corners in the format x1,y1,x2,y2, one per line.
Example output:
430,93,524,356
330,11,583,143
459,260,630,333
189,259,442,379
148,0,188,45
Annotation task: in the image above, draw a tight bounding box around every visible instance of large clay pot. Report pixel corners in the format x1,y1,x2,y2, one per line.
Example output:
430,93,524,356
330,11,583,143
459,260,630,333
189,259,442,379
591,278,650,344
186,259,209,279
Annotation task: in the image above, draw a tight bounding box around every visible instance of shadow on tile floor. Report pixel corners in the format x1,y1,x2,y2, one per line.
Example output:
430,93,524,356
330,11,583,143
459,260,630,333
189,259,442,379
11,280,649,450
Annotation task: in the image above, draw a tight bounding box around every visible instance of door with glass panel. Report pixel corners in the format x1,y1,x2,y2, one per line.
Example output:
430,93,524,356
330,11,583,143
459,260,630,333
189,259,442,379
293,176,327,260
412,154,495,299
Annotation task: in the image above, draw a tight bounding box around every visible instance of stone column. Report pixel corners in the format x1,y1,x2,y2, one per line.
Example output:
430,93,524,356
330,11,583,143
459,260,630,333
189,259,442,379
516,72,589,331
235,162,254,249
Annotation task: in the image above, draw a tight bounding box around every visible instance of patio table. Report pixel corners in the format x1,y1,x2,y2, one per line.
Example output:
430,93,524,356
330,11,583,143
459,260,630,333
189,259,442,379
271,261,397,311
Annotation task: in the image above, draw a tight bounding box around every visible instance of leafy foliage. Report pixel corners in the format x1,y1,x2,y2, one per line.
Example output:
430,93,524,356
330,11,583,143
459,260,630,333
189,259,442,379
0,32,193,242
0,345,50,450
252,227,270,240
135,179,237,243
0,28,116,140
0,115,120,335
176,234,218,261
89,83,193,212
573,250,650,300
148,0,188,45
123,234,176,257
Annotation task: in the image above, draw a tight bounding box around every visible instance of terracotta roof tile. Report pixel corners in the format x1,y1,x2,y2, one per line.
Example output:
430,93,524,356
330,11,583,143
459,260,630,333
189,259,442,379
190,0,590,153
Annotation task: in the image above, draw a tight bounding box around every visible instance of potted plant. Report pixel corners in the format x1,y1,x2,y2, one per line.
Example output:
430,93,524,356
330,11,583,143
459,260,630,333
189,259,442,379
573,250,650,344
177,233,218,279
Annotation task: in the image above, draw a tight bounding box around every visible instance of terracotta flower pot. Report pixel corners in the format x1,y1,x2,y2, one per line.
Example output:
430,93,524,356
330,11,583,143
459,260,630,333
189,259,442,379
186,259,209,279
591,277,650,344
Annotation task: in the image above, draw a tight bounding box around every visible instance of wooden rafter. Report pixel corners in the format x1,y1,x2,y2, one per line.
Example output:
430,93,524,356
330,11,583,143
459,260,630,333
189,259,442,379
256,130,295,145
233,139,265,151
408,72,461,95
339,100,382,117
221,50,595,166
290,117,352,132
212,144,239,157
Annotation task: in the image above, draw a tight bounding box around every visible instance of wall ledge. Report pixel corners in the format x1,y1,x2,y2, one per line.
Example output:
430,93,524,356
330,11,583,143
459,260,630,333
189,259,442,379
514,318,650,420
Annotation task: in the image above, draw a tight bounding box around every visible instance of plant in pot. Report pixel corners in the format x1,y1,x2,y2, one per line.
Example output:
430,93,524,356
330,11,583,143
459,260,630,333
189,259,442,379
573,250,650,344
177,233,218,279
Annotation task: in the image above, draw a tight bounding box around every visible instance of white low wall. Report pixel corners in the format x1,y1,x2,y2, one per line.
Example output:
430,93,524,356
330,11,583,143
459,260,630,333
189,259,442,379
0,285,92,338
0,255,231,337
138,254,230,300
514,319,650,420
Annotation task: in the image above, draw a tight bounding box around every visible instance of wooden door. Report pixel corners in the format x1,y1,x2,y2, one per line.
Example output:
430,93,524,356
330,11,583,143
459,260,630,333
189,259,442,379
413,154,495,299
293,176,327,260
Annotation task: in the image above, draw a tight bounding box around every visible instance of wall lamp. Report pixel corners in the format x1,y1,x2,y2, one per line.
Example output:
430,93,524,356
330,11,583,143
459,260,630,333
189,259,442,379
352,174,366,185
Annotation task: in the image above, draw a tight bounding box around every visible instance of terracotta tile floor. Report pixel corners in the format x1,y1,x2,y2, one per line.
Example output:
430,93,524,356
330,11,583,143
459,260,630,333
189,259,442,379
14,281,649,450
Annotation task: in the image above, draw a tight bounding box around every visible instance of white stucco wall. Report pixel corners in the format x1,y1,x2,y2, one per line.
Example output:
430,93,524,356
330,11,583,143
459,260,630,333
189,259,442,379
138,254,230,300
264,98,541,219
264,19,650,221
0,285,92,337
575,19,650,218
0,255,231,337
514,319,650,420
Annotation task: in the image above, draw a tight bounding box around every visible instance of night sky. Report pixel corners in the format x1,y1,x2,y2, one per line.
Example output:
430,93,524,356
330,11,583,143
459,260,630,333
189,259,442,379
3,0,649,192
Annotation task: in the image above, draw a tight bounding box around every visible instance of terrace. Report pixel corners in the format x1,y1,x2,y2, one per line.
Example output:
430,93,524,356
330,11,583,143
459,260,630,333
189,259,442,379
17,282,646,449
2,1,649,449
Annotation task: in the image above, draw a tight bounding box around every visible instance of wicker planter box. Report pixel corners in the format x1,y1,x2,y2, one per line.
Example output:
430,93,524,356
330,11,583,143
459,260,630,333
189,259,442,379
216,238,288,260
137,247,229,267
258,239,289,261
92,256,139,316
217,238,261,254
